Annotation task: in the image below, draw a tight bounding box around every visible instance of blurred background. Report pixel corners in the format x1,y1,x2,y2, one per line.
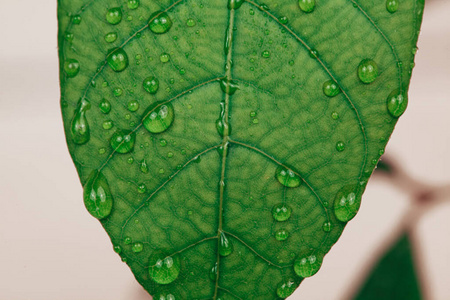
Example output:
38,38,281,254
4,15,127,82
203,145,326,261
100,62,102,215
0,0,449,299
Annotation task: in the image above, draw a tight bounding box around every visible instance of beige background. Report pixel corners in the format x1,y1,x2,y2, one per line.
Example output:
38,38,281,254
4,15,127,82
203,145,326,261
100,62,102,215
0,0,449,299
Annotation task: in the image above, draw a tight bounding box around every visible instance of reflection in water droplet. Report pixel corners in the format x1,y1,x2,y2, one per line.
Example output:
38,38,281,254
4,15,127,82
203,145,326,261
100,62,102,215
143,76,159,94
333,185,361,222
64,59,80,78
386,0,399,13
272,203,292,222
83,170,113,219
219,232,233,257
298,0,316,13
143,102,175,133
71,98,91,145
386,90,407,117
277,278,298,298
358,59,378,84
107,48,129,72
323,80,340,97
106,7,122,25
294,254,323,278
148,250,180,284
149,11,173,34
275,166,301,188
275,229,289,241
110,129,135,154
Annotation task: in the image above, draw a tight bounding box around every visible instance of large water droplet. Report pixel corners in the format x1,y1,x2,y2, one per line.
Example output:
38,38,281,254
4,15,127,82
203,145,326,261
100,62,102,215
323,80,340,97
272,203,292,222
64,59,80,78
149,11,173,34
386,0,399,13
333,185,361,222
110,129,136,154
71,98,91,145
106,7,122,25
107,48,129,72
83,169,113,219
143,102,175,133
275,166,301,188
294,254,323,278
148,250,180,284
275,229,289,241
219,232,233,257
228,0,244,10
298,0,316,13
358,59,378,84
386,90,407,117
143,76,159,94
277,278,298,298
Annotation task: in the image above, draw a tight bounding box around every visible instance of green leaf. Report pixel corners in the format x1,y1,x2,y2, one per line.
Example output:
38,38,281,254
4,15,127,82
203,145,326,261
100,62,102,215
354,233,422,300
58,0,424,298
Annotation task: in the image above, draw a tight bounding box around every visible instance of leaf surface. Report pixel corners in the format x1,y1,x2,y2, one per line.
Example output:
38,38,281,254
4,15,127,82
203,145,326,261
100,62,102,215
58,0,424,298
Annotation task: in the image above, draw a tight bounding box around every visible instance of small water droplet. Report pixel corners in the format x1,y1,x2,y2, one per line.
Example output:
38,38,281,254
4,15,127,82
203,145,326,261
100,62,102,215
333,185,361,222
331,112,339,120
228,0,245,9
143,102,175,133
262,50,271,58
64,59,80,78
110,129,136,154
220,78,239,95
124,237,132,245
323,80,340,97
322,222,332,232
275,166,301,188
106,7,122,25
336,141,345,152
294,254,323,278
160,53,170,63
219,232,233,257
104,32,118,43
275,229,289,241
113,87,123,97
386,90,407,118
358,59,378,84
298,0,316,13
72,15,82,24
127,100,139,112
138,183,147,194
132,242,144,253
140,159,149,173
277,278,297,298
127,0,140,10
386,0,399,13
113,245,122,254
149,11,173,34
186,18,196,27
279,16,288,24
102,120,113,130
209,262,218,281
155,293,176,300
143,76,159,94
272,203,292,222
83,170,113,219
148,250,180,284
71,98,91,145
107,48,129,72
249,8,255,15
309,48,319,58
159,139,167,147
64,32,74,42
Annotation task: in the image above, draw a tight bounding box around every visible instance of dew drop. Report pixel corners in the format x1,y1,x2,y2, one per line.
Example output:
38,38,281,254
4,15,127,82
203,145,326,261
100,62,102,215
323,80,340,97
107,48,129,72
104,32,118,43
149,11,173,34
106,7,122,25
272,203,292,222
228,0,245,9
102,120,113,130
358,59,378,84
143,76,159,94
262,50,271,58
148,250,180,284
275,166,301,188
83,169,113,219
124,237,132,245
140,159,149,173
279,16,288,24
132,242,144,253
127,0,140,10
127,100,139,112
386,0,399,13
322,222,331,232
160,53,170,63
71,98,91,145
298,0,316,13
331,112,339,120
336,141,345,152
209,262,218,281
113,245,122,254
220,78,239,95
110,129,136,154
138,183,147,194
294,254,323,278
333,185,361,222
155,293,176,300
143,102,175,133
219,232,233,257
64,32,74,42
386,90,407,117
72,15,82,24
275,229,289,241
186,18,196,27
64,59,80,78
309,48,319,58
277,278,297,298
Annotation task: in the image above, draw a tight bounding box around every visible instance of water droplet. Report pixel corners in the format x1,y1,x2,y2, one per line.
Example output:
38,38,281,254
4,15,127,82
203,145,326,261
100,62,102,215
127,100,139,112
110,129,136,154
140,159,149,173
148,250,180,284
113,245,122,254
124,237,132,245
106,7,122,25
160,53,170,63
64,32,74,42
249,8,255,15
322,222,331,232
309,48,319,58
155,293,176,300
143,76,159,94
127,0,140,10
386,90,407,118
149,11,173,34
159,139,167,147
331,112,339,120
186,18,196,27
228,0,245,9
220,78,239,95
209,262,218,281
277,278,297,298
64,59,80,78
279,16,288,24
275,166,301,188
138,183,147,193
104,32,118,43
72,15,82,24
142,102,175,133
386,0,399,13
275,229,289,241
107,48,129,72
102,120,113,130
323,80,340,97
262,50,271,58
83,170,113,219
132,242,144,253
272,203,292,222
333,185,361,222
114,87,123,97
298,0,316,13
336,141,345,152
358,59,378,84
219,232,233,257
71,98,91,145
294,254,323,278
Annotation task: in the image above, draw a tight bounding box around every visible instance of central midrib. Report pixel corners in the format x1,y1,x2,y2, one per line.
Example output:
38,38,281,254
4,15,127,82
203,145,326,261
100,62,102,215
214,3,237,299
